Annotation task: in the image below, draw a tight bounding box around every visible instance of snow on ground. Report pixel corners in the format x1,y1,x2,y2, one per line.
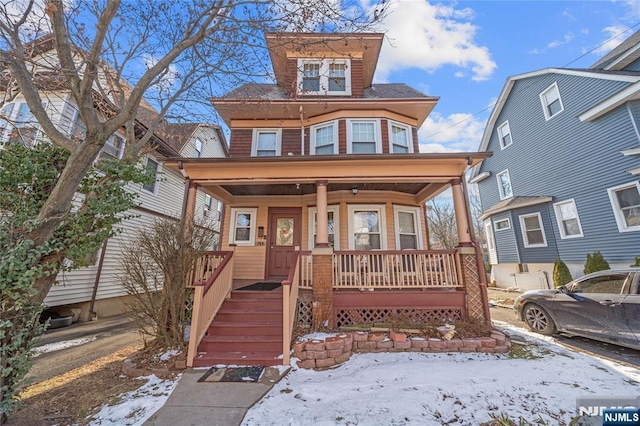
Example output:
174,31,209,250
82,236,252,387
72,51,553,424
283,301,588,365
242,325,640,425
89,374,179,426
87,323,639,426
32,335,97,357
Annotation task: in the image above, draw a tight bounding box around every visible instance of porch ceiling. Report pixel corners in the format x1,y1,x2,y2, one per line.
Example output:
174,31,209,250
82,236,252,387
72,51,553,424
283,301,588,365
163,153,491,203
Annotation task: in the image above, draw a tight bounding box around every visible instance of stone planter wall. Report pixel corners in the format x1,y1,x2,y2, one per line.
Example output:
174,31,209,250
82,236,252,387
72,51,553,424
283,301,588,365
292,330,510,370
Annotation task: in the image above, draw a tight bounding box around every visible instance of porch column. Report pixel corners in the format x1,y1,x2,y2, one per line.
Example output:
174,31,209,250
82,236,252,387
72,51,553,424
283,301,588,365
312,180,334,329
315,180,329,248
181,180,198,238
451,178,472,246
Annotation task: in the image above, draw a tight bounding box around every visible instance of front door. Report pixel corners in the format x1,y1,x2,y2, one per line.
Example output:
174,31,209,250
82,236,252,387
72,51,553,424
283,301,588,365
266,208,301,279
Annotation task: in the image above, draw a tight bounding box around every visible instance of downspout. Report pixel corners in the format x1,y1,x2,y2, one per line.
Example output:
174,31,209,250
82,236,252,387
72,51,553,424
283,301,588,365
299,106,305,155
89,239,109,320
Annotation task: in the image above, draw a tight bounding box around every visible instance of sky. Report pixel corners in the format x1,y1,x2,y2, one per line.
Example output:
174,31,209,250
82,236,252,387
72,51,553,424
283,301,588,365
370,0,640,153
85,321,640,425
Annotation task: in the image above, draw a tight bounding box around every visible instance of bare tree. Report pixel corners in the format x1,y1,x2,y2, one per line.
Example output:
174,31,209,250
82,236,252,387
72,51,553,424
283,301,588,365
468,184,486,249
426,200,458,249
0,0,387,303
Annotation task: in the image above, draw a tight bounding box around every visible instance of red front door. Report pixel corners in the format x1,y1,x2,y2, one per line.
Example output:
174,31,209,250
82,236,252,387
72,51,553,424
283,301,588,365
266,208,301,279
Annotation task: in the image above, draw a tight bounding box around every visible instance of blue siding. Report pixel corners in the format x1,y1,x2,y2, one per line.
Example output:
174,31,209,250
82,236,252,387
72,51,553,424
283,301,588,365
478,72,640,265
492,211,519,263
512,204,558,263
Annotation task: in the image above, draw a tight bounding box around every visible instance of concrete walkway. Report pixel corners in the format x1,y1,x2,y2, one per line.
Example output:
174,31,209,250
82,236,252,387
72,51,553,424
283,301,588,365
143,367,287,426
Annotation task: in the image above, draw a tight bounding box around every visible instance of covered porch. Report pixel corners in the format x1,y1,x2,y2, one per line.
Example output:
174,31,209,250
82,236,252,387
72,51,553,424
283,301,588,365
164,153,492,366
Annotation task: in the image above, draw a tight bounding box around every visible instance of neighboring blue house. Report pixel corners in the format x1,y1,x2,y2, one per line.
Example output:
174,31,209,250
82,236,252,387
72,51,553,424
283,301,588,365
469,31,640,290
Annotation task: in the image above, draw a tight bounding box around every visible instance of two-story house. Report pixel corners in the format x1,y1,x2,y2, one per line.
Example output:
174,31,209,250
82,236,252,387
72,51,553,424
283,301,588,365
163,32,491,367
470,30,640,290
0,36,228,322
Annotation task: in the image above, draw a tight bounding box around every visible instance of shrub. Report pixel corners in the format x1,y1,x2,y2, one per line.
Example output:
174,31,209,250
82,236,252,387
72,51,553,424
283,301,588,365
631,257,640,267
553,259,572,287
583,251,610,275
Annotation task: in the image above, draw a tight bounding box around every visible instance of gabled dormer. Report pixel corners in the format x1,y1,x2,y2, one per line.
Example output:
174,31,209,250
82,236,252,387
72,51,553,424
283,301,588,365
265,33,383,98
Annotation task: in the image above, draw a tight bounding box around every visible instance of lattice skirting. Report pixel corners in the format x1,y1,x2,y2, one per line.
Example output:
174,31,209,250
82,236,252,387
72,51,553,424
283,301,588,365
297,292,313,327
335,308,463,328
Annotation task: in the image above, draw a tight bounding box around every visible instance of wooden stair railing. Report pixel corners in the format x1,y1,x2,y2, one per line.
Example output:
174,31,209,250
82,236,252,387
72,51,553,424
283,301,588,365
282,251,301,366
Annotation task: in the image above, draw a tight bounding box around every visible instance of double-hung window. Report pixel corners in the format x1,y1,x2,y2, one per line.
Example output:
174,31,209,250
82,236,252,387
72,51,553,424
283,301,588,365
608,181,640,232
347,119,381,154
311,121,337,155
394,206,423,250
229,208,257,246
540,83,564,120
553,199,584,238
348,205,386,250
298,59,351,95
519,213,547,247
497,120,512,149
497,170,513,200
101,134,124,160
389,121,413,153
204,194,213,217
142,157,159,194
251,129,281,157
308,205,339,249
194,139,203,158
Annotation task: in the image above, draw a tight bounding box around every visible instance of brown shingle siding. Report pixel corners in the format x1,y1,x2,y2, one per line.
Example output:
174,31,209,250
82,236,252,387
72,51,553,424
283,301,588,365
282,128,301,155
338,120,347,154
284,59,298,96
350,59,364,96
229,129,252,157
412,127,419,153
381,119,389,153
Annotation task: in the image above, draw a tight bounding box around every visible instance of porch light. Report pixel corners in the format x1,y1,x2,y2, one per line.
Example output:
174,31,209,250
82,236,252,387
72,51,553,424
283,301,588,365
352,186,358,196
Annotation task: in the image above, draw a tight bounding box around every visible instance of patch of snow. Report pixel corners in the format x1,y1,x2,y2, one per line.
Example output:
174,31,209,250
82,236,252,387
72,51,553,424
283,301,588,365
297,332,338,341
32,336,97,357
89,374,179,426
242,328,640,425
159,348,181,361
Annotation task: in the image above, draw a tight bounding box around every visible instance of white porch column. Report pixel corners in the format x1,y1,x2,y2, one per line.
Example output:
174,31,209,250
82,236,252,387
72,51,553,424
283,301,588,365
315,180,329,248
451,178,472,246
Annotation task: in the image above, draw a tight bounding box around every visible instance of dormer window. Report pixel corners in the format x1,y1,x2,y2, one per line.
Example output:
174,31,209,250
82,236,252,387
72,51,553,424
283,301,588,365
297,59,351,95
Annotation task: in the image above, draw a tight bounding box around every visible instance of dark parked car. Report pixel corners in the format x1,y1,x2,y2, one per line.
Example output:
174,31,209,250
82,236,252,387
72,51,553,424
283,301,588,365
513,268,640,350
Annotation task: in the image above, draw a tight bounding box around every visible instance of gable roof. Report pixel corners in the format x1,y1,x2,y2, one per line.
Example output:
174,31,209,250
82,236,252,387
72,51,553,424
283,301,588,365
479,196,553,220
469,67,640,179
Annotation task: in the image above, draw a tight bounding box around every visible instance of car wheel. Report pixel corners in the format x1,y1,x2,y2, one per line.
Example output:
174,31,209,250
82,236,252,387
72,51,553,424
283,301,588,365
523,303,557,336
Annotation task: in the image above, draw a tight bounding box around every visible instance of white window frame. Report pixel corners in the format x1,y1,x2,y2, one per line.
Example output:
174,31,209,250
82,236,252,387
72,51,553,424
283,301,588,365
141,156,160,195
310,121,338,155
297,58,352,96
497,120,512,150
229,208,258,246
388,121,414,153
485,221,496,254
607,180,640,233
519,212,548,248
251,128,282,157
393,205,423,250
496,169,513,200
346,119,382,154
194,139,203,158
307,205,340,250
553,199,584,239
494,218,511,231
540,82,564,120
347,204,387,250
101,133,125,160
203,194,213,217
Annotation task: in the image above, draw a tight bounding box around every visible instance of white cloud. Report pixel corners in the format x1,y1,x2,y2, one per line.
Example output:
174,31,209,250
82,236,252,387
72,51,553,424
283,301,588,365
418,111,487,153
547,32,574,49
592,25,632,55
375,1,496,82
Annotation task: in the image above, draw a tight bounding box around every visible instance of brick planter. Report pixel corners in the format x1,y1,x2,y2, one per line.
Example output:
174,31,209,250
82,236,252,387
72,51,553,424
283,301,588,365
293,330,511,370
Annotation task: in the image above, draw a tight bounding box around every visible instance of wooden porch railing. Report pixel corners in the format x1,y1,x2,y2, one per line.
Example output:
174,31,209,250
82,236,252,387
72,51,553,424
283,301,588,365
186,251,234,367
300,251,312,289
333,250,462,289
187,251,227,286
282,251,301,366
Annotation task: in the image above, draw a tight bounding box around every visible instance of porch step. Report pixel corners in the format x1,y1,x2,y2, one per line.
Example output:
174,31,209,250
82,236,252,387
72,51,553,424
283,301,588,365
192,351,282,367
195,289,286,367
215,308,283,322
208,321,282,336
200,335,282,352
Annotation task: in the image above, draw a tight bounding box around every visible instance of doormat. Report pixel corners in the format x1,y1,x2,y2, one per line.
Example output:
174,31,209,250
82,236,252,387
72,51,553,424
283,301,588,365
198,366,265,383
236,282,281,291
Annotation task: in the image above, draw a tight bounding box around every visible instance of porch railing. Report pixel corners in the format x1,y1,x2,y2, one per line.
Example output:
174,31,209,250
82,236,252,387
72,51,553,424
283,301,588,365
333,250,462,289
186,251,234,367
282,251,301,366
300,251,313,289
187,251,227,286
